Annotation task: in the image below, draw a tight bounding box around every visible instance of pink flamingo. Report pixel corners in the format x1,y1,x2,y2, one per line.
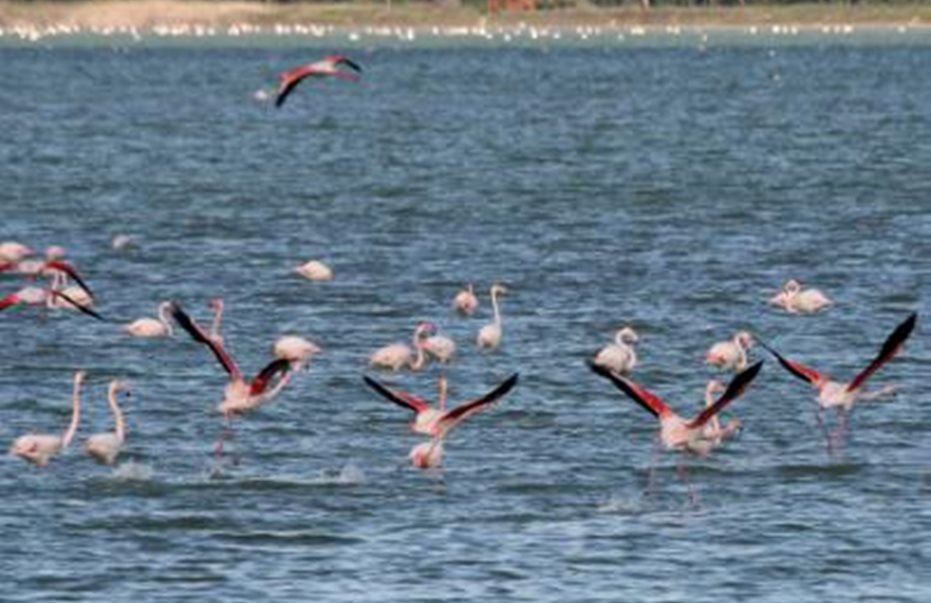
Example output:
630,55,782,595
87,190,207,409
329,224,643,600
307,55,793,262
370,322,435,371
0,285,103,320
453,284,479,315
593,326,639,374
588,360,762,502
10,371,84,466
423,326,457,364
477,283,508,351
85,379,130,465
0,241,33,263
168,301,297,417
273,335,323,371
364,373,519,469
275,55,362,107
770,279,833,314
124,301,174,337
706,331,754,371
759,312,916,451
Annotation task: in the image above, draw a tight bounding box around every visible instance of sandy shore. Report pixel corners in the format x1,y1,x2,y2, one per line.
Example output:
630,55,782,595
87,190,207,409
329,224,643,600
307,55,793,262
1,1,929,30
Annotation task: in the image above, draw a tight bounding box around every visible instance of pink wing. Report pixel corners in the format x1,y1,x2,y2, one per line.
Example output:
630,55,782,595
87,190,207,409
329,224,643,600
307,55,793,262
169,301,242,379
758,340,827,387
44,261,96,301
689,361,763,428
588,361,673,419
0,292,21,311
362,376,431,415
847,312,917,392
435,373,519,436
250,358,292,396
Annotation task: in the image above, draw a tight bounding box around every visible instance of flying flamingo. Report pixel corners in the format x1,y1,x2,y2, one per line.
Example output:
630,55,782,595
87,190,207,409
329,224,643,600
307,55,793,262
593,326,639,374
124,301,174,337
588,360,762,502
47,265,95,310
294,260,333,281
759,312,916,451
423,325,457,364
363,373,520,469
85,379,130,465
770,279,833,314
706,330,754,372
453,284,479,316
370,322,435,371
209,297,225,345
0,285,104,321
10,371,84,466
273,335,323,371
168,301,297,417
700,380,742,446
477,283,508,351
275,55,362,108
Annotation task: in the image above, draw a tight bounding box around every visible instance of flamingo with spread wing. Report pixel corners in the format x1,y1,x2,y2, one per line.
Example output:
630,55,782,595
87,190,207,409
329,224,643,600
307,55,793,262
275,55,362,108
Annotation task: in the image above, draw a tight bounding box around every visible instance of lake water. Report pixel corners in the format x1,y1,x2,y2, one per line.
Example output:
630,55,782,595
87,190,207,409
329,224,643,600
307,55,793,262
1,31,929,602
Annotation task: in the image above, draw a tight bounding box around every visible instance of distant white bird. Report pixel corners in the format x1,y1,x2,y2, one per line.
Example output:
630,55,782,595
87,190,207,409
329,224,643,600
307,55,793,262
111,234,134,251
295,260,333,281
453,284,479,316
477,283,508,350
770,280,832,314
86,379,130,465
124,301,174,337
706,331,754,372
11,371,84,467
593,326,639,373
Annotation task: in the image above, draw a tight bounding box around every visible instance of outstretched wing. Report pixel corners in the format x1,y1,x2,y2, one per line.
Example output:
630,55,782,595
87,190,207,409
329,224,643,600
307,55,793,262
51,290,106,321
332,55,363,73
168,301,242,379
44,261,95,301
847,312,917,392
275,65,316,108
689,361,763,428
757,340,826,386
362,375,431,415
435,373,519,436
587,361,671,419
250,358,292,396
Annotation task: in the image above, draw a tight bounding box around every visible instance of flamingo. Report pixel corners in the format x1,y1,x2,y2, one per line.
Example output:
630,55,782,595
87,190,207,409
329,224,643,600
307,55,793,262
706,330,754,371
10,371,84,466
770,279,833,314
363,373,520,468
453,284,479,316
370,322,435,371
0,241,33,262
295,260,333,281
759,312,916,449
209,297,225,345
477,283,508,351
273,335,323,371
169,301,297,417
589,360,762,502
593,326,639,374
275,55,362,108
124,301,174,337
423,325,457,364
700,380,742,446
0,285,104,320
1,247,67,275
112,234,134,251
47,266,95,310
85,379,130,465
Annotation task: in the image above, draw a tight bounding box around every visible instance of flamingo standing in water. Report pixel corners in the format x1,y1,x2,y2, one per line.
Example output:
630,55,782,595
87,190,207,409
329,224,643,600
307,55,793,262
168,301,297,417
370,322,435,371
0,241,33,262
423,325,457,364
593,326,639,374
453,284,479,316
363,373,519,469
85,379,130,465
706,331,754,372
124,301,174,337
47,265,96,310
10,371,84,466
759,312,916,451
588,360,762,501
295,260,333,281
770,280,833,314
477,283,508,351
275,55,362,108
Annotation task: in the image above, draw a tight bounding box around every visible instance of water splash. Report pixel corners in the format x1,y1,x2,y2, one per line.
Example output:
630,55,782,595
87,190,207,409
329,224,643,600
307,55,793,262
111,460,154,481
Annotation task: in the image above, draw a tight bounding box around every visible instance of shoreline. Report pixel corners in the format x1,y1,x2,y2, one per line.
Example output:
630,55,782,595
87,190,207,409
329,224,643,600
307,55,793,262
1,1,930,31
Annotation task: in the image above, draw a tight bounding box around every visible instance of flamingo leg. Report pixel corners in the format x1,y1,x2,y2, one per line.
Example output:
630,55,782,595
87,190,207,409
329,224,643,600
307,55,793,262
831,409,849,455
676,458,698,507
644,435,662,499
815,407,834,456
214,414,235,462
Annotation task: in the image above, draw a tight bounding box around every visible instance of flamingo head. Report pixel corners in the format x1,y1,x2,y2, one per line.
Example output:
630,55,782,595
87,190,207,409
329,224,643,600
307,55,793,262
784,279,801,295
109,379,131,398
617,326,639,345
44,246,67,261
735,331,754,349
491,283,508,297
74,371,87,386
208,298,224,312
415,322,438,338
